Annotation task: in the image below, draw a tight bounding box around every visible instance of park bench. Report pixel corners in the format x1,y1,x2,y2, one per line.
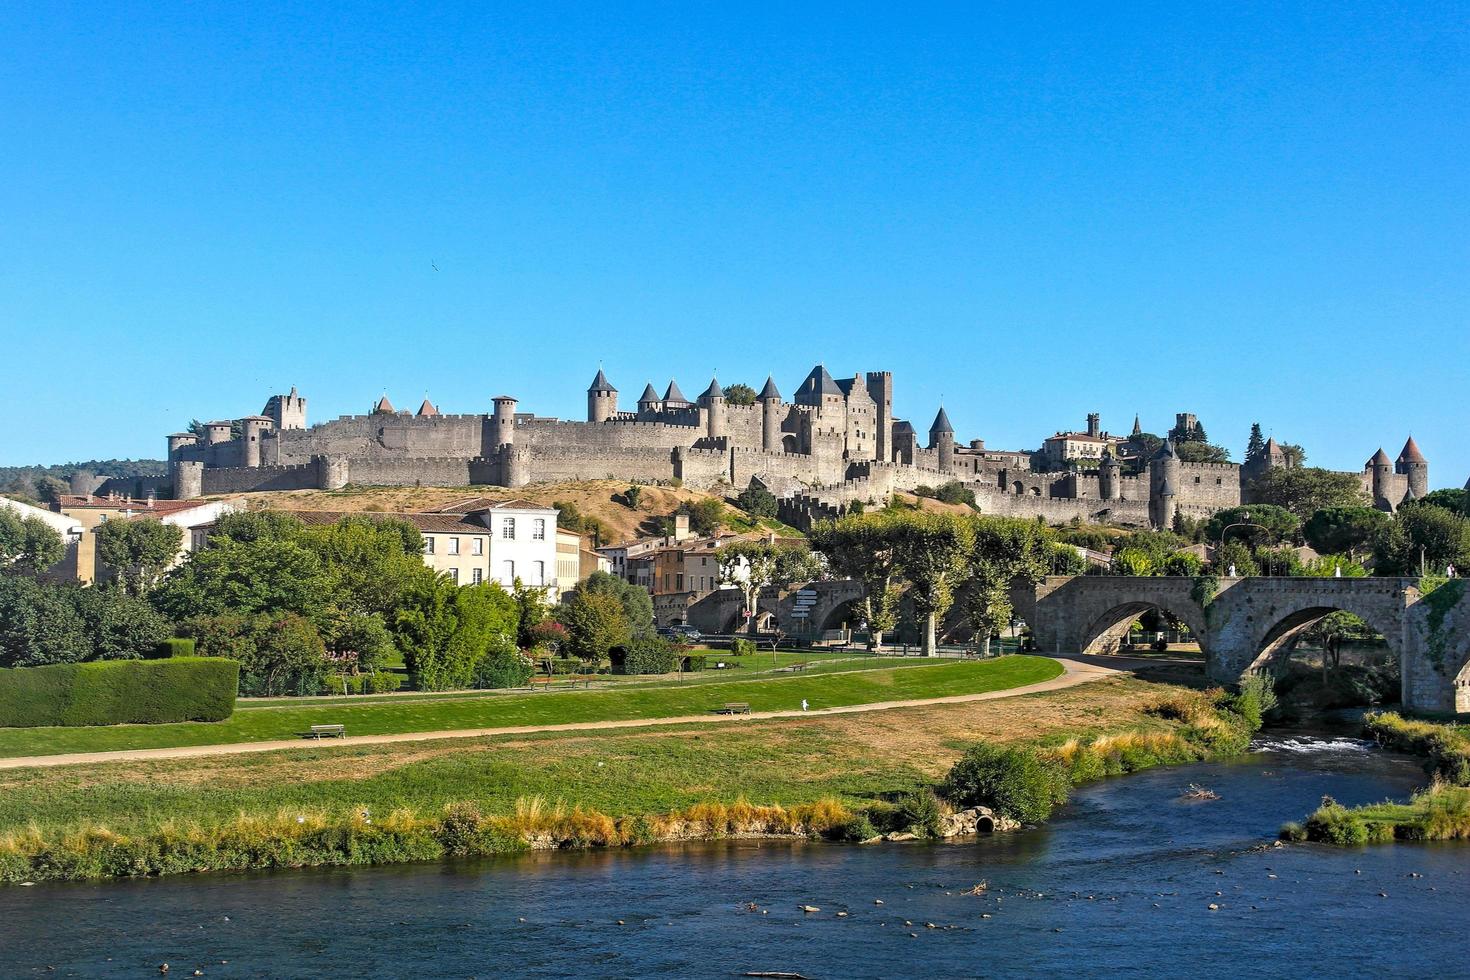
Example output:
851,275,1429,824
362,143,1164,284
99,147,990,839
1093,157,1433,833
713,702,751,715
305,724,346,739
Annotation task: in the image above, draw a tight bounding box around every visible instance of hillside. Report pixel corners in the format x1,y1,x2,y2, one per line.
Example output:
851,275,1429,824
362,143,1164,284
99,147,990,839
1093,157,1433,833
235,479,802,544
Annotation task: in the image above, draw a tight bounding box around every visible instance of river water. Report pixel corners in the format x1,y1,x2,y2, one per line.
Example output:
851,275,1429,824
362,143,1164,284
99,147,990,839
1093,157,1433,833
1,736,1463,979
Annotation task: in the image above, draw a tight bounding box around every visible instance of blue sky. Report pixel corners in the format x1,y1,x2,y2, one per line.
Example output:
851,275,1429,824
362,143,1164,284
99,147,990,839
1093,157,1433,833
2,3,1466,483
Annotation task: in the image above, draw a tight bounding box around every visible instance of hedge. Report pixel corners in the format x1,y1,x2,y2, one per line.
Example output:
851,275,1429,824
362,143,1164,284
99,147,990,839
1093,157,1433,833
156,637,196,659
0,658,239,728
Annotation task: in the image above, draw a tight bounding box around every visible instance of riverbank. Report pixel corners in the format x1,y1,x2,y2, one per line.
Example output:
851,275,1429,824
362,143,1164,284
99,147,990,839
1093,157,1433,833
0,665,1259,883
1286,711,1470,844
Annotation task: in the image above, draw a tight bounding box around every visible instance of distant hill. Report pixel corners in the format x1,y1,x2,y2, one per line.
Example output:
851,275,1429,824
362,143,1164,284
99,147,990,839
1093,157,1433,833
0,459,167,501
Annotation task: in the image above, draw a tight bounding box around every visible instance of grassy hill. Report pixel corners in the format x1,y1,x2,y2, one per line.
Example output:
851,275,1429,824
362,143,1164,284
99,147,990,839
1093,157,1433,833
236,479,802,544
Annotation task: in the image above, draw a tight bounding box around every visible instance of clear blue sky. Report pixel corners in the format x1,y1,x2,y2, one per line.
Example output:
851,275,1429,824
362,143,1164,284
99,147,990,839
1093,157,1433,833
3,3,1466,483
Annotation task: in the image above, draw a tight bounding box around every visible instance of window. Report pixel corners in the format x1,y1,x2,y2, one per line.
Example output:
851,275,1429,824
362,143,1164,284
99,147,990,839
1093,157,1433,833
502,517,516,539
471,538,483,556
533,518,546,540
502,560,515,583
448,568,459,584
472,568,482,585
423,537,435,555
531,561,545,586
448,537,460,555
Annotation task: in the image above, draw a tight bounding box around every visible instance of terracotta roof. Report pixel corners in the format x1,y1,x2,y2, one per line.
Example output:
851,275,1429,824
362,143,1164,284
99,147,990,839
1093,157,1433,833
1398,437,1427,464
287,510,498,535
373,395,395,413
56,495,208,516
1367,448,1392,467
1047,431,1115,444
416,399,438,417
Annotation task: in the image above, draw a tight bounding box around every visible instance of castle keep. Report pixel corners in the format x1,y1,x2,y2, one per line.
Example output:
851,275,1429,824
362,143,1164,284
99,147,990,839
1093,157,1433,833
164,369,1429,529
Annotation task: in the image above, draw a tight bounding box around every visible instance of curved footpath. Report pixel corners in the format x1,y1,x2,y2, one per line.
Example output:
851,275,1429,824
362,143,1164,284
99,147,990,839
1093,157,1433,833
0,655,1139,771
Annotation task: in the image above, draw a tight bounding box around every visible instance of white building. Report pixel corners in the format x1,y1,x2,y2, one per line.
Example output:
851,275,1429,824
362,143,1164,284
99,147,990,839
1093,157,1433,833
0,496,85,581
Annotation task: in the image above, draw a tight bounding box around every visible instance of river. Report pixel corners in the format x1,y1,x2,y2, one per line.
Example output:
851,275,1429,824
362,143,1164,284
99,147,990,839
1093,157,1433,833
0,735,1462,979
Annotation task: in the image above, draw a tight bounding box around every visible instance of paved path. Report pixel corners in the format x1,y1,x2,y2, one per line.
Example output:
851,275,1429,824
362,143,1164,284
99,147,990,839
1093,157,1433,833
0,656,1143,771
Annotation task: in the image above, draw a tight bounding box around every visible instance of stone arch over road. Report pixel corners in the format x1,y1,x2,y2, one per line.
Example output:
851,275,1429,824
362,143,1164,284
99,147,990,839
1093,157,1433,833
1029,575,1469,713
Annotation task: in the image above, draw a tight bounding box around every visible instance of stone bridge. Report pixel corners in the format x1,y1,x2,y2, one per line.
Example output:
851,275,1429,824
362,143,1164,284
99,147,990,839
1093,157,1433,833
1027,576,1470,713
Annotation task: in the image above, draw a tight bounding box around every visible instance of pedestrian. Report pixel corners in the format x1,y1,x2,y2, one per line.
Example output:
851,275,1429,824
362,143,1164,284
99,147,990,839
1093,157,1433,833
801,699,809,712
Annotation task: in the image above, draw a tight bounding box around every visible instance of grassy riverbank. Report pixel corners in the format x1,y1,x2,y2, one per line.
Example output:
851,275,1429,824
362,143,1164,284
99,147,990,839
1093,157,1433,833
0,666,1262,883
1286,712,1470,844
0,656,1062,758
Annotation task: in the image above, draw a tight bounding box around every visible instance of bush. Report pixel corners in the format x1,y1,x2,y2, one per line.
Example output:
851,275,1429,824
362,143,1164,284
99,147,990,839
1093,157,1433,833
616,636,678,675
896,789,946,838
734,485,778,518
156,637,196,658
0,658,238,727
473,639,534,689
683,655,707,672
730,638,756,657
367,671,403,694
1228,675,1279,731
941,743,1071,824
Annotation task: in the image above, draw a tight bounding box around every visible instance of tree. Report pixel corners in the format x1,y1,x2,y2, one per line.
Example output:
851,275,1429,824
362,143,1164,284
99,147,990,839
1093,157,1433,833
1204,505,1300,547
299,515,434,617
963,516,1052,656
723,383,758,406
0,509,64,573
72,586,171,661
319,609,396,675
33,476,67,504
623,484,643,510
1174,441,1231,463
1301,611,1378,673
210,508,306,544
1111,530,1185,568
236,613,329,697
892,512,972,656
677,499,727,537
392,578,520,690
811,512,904,648
1212,539,1259,577
153,537,333,623
1112,548,1154,576
580,570,654,638
1245,423,1266,464
1420,488,1469,517
1374,503,1470,576
718,540,821,636
1302,554,1368,578
1279,443,1307,468
0,576,90,667
1303,506,1390,559
1250,467,1367,520
94,517,183,593
734,484,778,519
554,500,611,547
934,481,978,508
513,580,553,647
557,589,630,665
1161,551,1204,576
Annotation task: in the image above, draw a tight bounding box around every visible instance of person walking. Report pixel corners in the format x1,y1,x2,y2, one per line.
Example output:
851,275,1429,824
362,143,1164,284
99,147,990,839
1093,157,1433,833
801,699,809,712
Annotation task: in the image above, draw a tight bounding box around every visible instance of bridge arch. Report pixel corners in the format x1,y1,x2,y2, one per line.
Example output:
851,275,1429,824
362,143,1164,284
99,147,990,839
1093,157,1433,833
1078,599,1209,659
1243,605,1397,677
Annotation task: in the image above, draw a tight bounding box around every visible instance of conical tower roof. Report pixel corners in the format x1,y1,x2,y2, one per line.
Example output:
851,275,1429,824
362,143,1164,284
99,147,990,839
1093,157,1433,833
701,377,724,400
1159,478,1177,496
1263,437,1280,455
1131,414,1142,436
1397,437,1427,464
759,375,782,401
1368,448,1392,468
1152,438,1177,460
373,395,395,414
416,398,438,417
663,380,689,405
929,407,954,435
638,383,660,403
588,368,616,393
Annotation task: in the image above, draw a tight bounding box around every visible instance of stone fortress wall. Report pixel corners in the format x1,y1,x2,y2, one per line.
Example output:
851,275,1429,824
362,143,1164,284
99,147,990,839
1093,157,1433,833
162,370,1432,532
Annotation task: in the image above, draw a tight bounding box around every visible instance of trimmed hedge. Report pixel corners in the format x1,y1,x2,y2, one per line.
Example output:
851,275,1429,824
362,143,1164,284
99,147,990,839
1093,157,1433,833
156,637,196,659
0,658,238,728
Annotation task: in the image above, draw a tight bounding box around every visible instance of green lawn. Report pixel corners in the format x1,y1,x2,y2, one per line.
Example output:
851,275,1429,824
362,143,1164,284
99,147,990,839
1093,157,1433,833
0,656,1063,759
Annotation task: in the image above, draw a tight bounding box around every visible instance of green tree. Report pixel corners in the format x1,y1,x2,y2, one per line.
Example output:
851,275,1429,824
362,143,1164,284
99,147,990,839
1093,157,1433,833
153,537,333,623
963,516,1053,656
299,515,433,617
723,383,758,406
554,500,611,547
1111,547,1154,576
717,540,821,636
1213,539,1260,577
217,612,330,696
734,484,778,519
1374,503,1470,576
0,576,90,667
1419,488,1469,517
557,589,630,665
623,484,643,510
1110,529,1185,568
1245,423,1266,463
0,509,65,573
513,580,553,647
1302,506,1390,559
1249,467,1367,520
209,508,306,544
94,517,183,594
580,570,654,638
319,609,396,675
893,512,972,656
392,578,520,690
1160,551,1205,576
72,586,171,661
1302,554,1368,578
1204,505,1300,547
677,498,727,537
1174,441,1231,463
1279,443,1307,468
811,512,905,648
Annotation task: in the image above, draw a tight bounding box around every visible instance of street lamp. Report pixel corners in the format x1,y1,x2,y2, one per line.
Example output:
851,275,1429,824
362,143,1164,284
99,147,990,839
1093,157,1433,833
1218,512,1270,576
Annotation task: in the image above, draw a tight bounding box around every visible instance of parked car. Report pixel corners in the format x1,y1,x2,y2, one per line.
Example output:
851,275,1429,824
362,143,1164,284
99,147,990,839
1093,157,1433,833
658,624,703,642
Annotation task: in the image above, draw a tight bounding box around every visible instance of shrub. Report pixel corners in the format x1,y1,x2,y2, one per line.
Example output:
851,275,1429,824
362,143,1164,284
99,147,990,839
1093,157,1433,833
0,658,237,727
473,638,534,689
734,485,778,518
1228,675,1279,731
895,789,946,838
367,671,403,694
683,655,707,672
941,743,1070,824
730,638,756,657
156,637,196,658
616,636,678,675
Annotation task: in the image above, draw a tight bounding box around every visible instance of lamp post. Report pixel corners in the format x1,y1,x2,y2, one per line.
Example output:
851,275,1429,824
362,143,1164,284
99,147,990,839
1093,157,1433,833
1218,512,1269,576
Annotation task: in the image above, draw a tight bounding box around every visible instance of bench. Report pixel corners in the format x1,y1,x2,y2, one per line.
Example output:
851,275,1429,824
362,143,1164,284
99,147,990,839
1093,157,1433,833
305,724,346,739
713,702,751,715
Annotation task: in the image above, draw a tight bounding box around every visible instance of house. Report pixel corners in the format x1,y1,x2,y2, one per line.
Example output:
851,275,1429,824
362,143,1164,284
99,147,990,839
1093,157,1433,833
0,496,85,581
37,493,238,584
556,526,610,594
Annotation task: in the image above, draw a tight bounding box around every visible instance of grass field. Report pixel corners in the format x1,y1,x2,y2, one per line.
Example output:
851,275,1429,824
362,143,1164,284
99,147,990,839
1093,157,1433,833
0,655,1064,759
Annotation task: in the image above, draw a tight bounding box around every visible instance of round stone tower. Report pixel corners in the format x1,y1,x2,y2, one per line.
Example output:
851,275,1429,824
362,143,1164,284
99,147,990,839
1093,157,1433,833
1099,448,1121,501
759,375,782,451
503,447,532,488
314,455,350,490
167,432,198,460
240,416,273,468
204,421,232,445
637,383,661,417
1149,439,1181,529
587,369,617,423
1397,437,1429,501
491,395,518,447
928,407,955,475
171,460,204,501
700,377,726,440
1366,448,1394,509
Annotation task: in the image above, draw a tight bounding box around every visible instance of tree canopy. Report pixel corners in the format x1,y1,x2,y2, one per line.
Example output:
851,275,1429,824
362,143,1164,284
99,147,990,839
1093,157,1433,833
1249,467,1367,520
